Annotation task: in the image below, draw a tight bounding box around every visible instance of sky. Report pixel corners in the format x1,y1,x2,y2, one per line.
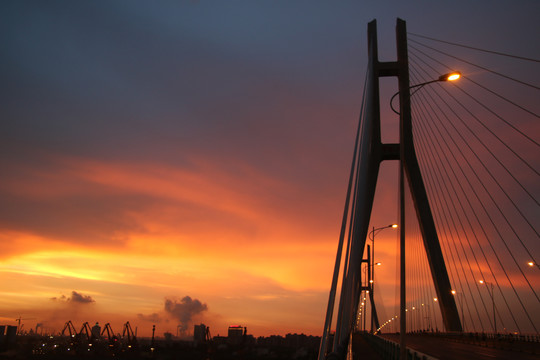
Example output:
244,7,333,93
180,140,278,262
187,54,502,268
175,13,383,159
1,1,539,338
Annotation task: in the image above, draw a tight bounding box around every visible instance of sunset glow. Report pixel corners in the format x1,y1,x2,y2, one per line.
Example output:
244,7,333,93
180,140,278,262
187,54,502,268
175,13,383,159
1,0,538,340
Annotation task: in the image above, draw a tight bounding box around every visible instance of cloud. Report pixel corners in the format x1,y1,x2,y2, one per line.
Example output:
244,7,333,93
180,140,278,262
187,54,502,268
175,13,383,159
137,312,162,323
164,296,208,332
51,291,95,304
70,291,95,304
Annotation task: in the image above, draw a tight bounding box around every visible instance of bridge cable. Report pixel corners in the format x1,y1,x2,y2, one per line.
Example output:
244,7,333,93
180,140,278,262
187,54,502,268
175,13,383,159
412,122,487,332
461,76,540,123
341,68,377,342
409,44,540,178
404,186,426,331
411,227,423,331
409,76,499,331
408,43,540,145
452,80,540,175
411,91,519,332
409,77,491,330
408,41,536,332
410,53,540,332
420,80,540,308
407,32,540,63
433,82,540,257
412,52,532,332
416,231,429,331
319,66,369,358
407,56,538,332
412,116,490,333
408,38,540,91
410,86,518,332
409,47,540,257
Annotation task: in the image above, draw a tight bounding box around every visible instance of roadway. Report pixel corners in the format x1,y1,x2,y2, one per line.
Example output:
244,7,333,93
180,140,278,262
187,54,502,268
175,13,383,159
378,334,540,360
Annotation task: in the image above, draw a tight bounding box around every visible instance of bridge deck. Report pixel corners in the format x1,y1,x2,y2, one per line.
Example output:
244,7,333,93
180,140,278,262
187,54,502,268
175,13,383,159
361,333,540,360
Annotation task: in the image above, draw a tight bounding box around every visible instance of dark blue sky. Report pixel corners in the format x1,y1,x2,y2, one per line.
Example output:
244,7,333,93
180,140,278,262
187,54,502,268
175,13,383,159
4,1,538,169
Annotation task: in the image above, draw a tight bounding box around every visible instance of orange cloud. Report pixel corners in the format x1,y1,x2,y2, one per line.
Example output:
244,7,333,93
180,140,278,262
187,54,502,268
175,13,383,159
0,149,339,337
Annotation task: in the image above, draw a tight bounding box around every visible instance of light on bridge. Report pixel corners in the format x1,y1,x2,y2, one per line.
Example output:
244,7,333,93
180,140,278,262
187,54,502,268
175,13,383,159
438,71,461,82
390,71,462,114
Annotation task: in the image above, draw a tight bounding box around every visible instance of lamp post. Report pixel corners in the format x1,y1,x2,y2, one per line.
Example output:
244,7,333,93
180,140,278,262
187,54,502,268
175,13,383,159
451,290,465,332
479,280,496,334
395,70,461,359
390,72,461,114
368,224,397,333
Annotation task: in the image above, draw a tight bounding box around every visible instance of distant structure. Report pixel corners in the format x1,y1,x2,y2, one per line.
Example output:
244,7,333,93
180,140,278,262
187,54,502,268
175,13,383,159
91,322,101,339
0,326,17,351
227,325,245,346
193,324,207,344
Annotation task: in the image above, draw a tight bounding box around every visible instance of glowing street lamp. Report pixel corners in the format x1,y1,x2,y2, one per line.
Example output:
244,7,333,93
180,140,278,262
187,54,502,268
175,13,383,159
439,72,461,82
390,71,461,114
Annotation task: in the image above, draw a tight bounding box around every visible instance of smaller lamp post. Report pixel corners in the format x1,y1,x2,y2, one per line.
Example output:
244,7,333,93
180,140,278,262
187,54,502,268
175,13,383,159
479,280,496,334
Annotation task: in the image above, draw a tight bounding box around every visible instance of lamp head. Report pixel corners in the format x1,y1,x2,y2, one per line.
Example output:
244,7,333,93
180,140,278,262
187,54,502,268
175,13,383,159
438,71,461,82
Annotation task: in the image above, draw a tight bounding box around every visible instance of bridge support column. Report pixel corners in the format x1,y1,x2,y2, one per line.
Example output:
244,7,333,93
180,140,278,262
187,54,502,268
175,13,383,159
318,17,462,360
395,18,462,334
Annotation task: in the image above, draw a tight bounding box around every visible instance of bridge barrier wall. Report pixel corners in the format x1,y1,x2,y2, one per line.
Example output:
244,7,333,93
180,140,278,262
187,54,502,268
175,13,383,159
423,332,538,355
359,332,438,360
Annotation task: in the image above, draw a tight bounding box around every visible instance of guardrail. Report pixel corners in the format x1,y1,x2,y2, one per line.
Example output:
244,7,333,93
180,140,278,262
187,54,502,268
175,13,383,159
358,332,437,360
425,331,539,355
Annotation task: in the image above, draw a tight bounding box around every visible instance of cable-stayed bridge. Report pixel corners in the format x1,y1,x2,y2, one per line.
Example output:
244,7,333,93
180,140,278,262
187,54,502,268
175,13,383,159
318,19,539,360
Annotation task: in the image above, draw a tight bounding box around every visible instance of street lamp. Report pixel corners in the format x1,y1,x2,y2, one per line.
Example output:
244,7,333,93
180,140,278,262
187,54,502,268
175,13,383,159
390,71,461,114
479,280,496,334
368,224,398,333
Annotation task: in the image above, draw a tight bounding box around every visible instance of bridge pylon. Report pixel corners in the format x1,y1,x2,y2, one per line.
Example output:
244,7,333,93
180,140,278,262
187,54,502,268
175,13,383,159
318,18,462,360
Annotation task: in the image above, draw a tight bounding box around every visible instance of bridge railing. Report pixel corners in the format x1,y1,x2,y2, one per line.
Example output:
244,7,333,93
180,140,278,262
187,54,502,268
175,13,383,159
423,331,539,355
356,332,436,360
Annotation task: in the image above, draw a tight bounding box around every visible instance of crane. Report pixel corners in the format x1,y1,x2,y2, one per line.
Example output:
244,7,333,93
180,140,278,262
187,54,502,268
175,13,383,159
101,323,119,350
15,316,35,335
79,322,91,339
122,321,138,350
61,321,77,338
